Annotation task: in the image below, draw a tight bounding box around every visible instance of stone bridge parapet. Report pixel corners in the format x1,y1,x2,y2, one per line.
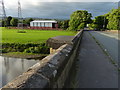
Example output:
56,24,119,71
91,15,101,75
2,30,83,89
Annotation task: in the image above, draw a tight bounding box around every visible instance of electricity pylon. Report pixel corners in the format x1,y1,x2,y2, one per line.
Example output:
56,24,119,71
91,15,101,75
0,0,7,27
18,0,22,20
18,0,23,29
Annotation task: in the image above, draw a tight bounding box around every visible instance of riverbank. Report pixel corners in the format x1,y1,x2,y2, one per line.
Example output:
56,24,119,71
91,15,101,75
2,52,48,60
1,28,76,59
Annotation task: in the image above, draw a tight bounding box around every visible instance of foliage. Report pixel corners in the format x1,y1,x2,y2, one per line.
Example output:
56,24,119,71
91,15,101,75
61,20,69,30
89,7,120,30
17,30,27,33
58,20,62,28
1,28,76,54
94,16,104,29
88,15,108,30
2,43,50,54
107,7,120,30
68,10,92,30
1,16,34,27
58,20,69,30
77,23,85,29
6,16,13,26
10,18,18,26
23,18,33,26
1,20,6,27
88,23,99,30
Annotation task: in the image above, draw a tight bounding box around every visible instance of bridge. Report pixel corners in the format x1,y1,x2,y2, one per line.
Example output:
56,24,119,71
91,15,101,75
1,30,118,89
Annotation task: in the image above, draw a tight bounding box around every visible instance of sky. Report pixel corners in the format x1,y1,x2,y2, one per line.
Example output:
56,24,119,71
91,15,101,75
1,0,119,19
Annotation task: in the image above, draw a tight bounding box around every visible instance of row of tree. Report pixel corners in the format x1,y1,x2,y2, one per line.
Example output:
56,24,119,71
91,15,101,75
1,7,119,30
88,7,120,30
58,7,119,31
57,10,92,30
1,16,33,27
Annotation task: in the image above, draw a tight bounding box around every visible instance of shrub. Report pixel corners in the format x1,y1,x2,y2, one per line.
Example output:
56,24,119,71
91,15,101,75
2,43,50,54
2,48,8,53
17,30,26,33
24,48,31,53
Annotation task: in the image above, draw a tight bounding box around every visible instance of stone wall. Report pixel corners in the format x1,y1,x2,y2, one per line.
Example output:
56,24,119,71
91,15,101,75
2,30,83,89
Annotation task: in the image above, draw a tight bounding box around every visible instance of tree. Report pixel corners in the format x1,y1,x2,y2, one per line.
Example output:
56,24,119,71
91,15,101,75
87,13,93,24
57,20,69,30
68,10,92,30
94,16,105,30
60,20,69,30
88,15,108,31
77,22,85,29
24,18,33,25
88,23,99,30
58,20,62,28
10,18,18,26
6,16,12,26
107,8,120,30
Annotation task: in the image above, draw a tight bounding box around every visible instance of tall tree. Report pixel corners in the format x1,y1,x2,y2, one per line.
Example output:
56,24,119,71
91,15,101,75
94,16,105,30
6,16,12,26
24,18,33,25
68,10,92,30
61,20,69,30
10,18,18,26
107,8,120,30
88,15,108,30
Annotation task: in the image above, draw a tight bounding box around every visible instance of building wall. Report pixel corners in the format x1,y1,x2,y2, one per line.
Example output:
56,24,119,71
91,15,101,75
30,22,53,28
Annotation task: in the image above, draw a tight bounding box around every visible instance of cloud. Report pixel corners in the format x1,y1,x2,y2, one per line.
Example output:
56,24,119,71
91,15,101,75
2,1,118,19
3,0,119,9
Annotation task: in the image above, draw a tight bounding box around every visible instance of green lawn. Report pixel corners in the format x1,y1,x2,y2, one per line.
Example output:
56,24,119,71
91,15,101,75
1,27,76,44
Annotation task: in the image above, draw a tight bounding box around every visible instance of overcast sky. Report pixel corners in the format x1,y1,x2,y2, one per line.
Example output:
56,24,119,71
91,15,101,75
2,0,119,19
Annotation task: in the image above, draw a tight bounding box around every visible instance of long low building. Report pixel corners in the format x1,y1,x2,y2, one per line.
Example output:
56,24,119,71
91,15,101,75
30,20,58,29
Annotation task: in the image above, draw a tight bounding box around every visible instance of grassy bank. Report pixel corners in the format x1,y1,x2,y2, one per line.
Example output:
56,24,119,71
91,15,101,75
1,27,76,59
2,27,76,44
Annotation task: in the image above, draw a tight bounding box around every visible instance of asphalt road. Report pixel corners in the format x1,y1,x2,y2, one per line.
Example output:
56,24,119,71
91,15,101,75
65,31,118,88
89,31,118,64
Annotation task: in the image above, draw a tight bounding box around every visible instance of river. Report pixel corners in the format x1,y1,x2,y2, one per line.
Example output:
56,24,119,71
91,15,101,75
0,56,39,88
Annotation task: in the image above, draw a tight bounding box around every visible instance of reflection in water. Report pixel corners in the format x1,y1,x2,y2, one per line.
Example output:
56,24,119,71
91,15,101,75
0,56,38,88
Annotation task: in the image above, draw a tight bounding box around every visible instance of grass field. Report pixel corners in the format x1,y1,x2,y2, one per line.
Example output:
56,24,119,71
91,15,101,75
1,27,76,44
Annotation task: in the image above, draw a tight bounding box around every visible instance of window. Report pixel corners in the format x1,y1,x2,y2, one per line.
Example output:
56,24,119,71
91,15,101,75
39,22,41,27
40,23,41,27
44,23,45,27
33,22,34,26
36,22,38,27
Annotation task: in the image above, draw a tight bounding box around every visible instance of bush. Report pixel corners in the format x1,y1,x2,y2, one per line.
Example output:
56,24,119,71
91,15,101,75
2,48,8,53
2,43,50,54
24,48,31,53
17,30,26,33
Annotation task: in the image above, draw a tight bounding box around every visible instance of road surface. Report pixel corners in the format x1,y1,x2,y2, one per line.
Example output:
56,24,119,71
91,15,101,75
89,31,118,64
65,31,118,88
76,31,118,88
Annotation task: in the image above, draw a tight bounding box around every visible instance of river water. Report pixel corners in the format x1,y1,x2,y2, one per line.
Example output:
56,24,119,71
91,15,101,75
0,56,38,88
